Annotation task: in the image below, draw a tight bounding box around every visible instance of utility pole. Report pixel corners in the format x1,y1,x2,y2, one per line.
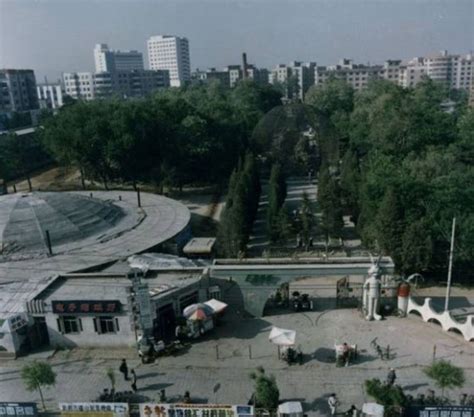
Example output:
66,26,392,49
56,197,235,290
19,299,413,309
444,217,456,312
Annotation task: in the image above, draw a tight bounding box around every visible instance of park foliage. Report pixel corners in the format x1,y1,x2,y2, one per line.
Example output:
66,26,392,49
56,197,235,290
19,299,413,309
305,77,473,279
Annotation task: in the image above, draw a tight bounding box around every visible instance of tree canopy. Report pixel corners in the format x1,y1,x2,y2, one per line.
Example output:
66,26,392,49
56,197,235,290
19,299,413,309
305,77,473,279
40,81,281,191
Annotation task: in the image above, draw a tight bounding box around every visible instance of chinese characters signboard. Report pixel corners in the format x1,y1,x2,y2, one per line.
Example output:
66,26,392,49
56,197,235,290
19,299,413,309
139,404,254,417
0,403,38,417
405,407,474,417
52,301,121,315
59,403,128,417
137,283,153,330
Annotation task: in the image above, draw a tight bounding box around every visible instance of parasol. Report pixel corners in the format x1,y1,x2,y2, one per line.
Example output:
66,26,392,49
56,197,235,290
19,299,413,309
183,303,214,321
269,326,296,346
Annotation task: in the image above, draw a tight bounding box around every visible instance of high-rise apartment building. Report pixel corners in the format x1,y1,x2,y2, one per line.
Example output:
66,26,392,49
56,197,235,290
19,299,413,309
63,70,169,100
0,69,39,114
94,44,144,74
147,35,191,87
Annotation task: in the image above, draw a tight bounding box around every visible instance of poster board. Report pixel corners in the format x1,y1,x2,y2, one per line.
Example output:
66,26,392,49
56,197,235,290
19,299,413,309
0,403,38,417
59,403,128,417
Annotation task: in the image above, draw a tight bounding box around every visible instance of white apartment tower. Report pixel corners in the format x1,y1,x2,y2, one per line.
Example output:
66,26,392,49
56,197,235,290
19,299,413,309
147,35,191,87
94,44,144,74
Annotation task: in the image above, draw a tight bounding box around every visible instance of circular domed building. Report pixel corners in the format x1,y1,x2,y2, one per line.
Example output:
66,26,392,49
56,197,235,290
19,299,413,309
0,191,191,282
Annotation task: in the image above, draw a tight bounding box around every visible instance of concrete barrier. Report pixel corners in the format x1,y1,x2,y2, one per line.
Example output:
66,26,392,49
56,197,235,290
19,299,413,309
407,297,474,342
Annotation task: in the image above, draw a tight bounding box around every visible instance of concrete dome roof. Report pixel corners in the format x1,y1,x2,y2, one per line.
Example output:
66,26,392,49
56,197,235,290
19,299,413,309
0,192,125,254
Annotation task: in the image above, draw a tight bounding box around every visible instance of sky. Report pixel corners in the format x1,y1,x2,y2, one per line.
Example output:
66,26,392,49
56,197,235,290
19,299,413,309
0,0,473,81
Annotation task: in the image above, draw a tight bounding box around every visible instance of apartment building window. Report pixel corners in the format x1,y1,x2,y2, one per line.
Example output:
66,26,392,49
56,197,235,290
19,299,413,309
57,316,82,334
93,316,120,334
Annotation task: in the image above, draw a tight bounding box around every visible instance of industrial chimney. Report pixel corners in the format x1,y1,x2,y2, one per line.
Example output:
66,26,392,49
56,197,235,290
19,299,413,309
242,52,248,79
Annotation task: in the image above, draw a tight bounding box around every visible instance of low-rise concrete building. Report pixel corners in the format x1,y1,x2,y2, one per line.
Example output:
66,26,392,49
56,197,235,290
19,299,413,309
63,70,170,100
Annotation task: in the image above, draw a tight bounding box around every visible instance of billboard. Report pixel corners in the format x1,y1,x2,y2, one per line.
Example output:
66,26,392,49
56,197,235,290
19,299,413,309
0,403,38,417
52,301,122,315
140,404,254,417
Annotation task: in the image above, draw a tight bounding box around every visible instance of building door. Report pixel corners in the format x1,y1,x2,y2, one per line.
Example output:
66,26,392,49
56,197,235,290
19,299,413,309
31,317,50,347
154,304,176,343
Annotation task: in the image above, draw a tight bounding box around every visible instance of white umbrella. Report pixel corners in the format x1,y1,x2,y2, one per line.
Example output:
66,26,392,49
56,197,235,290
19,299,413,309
269,326,296,346
204,299,228,314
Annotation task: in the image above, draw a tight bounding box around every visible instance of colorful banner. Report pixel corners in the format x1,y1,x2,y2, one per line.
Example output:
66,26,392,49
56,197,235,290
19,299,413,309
404,407,474,417
140,404,254,417
0,403,37,417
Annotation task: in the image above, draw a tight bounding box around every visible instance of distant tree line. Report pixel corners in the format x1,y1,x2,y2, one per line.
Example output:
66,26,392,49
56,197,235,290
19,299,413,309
305,77,473,279
36,81,281,191
218,152,261,257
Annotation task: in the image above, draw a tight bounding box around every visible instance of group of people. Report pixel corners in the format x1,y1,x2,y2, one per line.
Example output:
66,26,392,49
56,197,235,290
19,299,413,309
119,359,138,392
328,368,397,416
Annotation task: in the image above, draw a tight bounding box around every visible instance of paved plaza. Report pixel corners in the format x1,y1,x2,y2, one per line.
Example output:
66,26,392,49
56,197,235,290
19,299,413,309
1,303,472,414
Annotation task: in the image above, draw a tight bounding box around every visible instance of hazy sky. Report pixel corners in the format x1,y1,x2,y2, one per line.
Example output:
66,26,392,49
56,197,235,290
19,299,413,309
0,0,473,81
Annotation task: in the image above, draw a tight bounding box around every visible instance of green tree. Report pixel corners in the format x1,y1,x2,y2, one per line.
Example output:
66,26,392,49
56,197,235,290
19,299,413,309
339,148,360,220
267,163,287,242
401,219,433,274
305,77,354,137
318,165,344,247
375,188,404,266
250,367,280,410
423,360,465,397
365,378,408,408
21,362,56,410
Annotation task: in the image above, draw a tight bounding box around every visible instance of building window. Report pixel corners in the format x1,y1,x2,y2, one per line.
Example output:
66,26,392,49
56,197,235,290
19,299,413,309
94,316,120,334
57,316,82,334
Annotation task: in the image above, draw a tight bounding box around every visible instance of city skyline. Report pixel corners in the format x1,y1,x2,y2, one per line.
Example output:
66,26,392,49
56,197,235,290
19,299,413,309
0,0,472,80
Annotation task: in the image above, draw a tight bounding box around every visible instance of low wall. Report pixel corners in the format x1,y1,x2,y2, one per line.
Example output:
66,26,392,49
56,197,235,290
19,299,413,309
407,297,474,342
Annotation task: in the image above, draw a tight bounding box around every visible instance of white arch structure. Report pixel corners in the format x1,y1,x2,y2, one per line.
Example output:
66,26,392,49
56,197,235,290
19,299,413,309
407,297,474,342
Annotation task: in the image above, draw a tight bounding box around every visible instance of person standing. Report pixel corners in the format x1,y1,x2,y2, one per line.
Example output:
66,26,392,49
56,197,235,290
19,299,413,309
387,368,397,386
328,393,339,416
119,359,129,381
131,369,137,392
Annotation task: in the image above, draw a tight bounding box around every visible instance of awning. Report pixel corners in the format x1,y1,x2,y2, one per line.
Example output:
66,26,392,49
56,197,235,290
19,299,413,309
269,326,296,346
204,298,228,314
278,402,303,416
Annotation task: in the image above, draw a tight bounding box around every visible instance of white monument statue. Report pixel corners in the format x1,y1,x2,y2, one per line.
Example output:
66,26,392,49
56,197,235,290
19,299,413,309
363,256,382,321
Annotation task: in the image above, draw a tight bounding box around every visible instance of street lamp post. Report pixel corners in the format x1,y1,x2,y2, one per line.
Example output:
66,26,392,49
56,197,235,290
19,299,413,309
444,217,456,312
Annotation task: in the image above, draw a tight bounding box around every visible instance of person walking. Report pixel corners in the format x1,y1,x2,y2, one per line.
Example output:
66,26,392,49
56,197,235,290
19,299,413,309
328,393,339,416
130,369,137,392
387,368,397,386
119,359,129,381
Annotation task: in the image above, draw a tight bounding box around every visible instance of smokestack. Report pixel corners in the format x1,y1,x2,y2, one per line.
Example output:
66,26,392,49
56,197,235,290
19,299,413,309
242,52,248,80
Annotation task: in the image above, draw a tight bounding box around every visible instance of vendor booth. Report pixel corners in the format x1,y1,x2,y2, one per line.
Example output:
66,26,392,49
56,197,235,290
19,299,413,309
278,402,303,417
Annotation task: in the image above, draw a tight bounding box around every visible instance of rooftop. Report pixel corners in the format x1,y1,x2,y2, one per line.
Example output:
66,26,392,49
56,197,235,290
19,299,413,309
0,191,191,283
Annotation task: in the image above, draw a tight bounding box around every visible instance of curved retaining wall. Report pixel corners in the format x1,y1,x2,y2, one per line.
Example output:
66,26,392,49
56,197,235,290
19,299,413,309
407,297,474,342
